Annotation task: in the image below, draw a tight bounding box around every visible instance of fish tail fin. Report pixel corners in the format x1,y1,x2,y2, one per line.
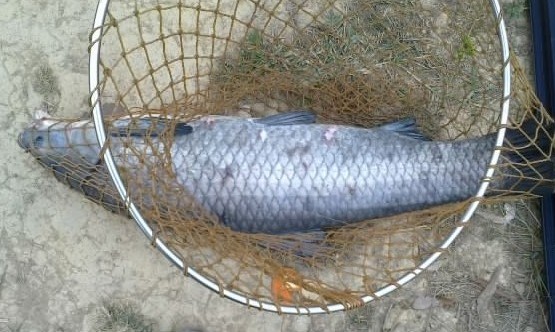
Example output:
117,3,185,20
499,117,554,194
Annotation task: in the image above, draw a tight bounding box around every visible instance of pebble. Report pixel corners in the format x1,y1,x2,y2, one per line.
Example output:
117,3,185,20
412,295,440,310
434,13,449,28
236,110,251,118
250,102,278,116
420,0,438,10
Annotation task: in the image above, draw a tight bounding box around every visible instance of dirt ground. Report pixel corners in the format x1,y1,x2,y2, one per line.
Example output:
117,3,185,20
0,0,548,331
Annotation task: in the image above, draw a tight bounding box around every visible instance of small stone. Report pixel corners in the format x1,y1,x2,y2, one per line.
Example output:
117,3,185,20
236,110,251,118
33,107,51,119
514,282,525,296
434,13,449,28
425,258,444,271
263,108,279,116
502,203,516,224
523,327,535,332
267,99,280,111
250,102,266,114
420,0,438,10
238,101,252,110
277,100,290,112
412,296,439,310
250,102,278,116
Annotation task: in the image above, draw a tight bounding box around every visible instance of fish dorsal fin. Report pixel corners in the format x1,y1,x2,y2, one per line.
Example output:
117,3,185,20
254,110,316,126
379,118,430,141
109,118,192,137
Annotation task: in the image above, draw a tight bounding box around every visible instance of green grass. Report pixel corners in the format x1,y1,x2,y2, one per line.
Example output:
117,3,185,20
31,63,61,112
95,302,153,332
457,35,477,60
220,7,377,80
31,64,59,96
505,0,528,19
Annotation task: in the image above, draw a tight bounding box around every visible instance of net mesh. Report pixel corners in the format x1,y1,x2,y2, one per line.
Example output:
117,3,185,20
23,0,554,312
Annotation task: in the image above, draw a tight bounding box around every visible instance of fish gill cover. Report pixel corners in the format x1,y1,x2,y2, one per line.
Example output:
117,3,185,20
19,0,555,312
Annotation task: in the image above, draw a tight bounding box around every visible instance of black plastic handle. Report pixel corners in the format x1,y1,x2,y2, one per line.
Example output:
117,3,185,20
530,0,555,328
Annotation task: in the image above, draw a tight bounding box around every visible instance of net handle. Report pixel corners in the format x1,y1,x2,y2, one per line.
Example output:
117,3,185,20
88,0,511,314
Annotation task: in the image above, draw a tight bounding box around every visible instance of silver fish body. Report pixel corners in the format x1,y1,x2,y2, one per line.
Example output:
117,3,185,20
171,115,494,233
18,111,548,235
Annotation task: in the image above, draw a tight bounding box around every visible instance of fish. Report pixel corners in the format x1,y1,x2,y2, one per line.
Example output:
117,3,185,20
18,108,553,235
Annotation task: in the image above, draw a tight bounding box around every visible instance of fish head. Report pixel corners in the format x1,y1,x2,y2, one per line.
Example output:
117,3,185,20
18,116,101,168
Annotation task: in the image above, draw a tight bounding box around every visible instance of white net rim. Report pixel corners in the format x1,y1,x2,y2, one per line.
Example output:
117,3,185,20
88,0,511,314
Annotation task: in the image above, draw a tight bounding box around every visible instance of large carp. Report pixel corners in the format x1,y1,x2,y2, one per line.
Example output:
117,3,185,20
18,109,552,234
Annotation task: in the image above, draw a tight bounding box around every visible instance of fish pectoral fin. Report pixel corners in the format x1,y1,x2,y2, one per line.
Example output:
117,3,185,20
254,110,316,126
109,118,192,138
174,122,194,136
379,117,430,141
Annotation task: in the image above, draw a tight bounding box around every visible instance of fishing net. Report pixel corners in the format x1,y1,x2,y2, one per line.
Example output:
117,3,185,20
27,0,554,313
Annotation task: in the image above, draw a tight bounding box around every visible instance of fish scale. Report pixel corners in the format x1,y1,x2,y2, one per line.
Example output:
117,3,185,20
170,115,495,233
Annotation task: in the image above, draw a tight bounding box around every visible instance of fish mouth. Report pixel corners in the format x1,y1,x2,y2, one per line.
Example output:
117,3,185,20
17,132,30,152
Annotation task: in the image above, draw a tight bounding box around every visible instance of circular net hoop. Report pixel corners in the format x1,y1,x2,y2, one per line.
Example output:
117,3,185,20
85,0,553,313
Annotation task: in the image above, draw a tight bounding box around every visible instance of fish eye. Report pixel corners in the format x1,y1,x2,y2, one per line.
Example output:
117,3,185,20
33,135,44,147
